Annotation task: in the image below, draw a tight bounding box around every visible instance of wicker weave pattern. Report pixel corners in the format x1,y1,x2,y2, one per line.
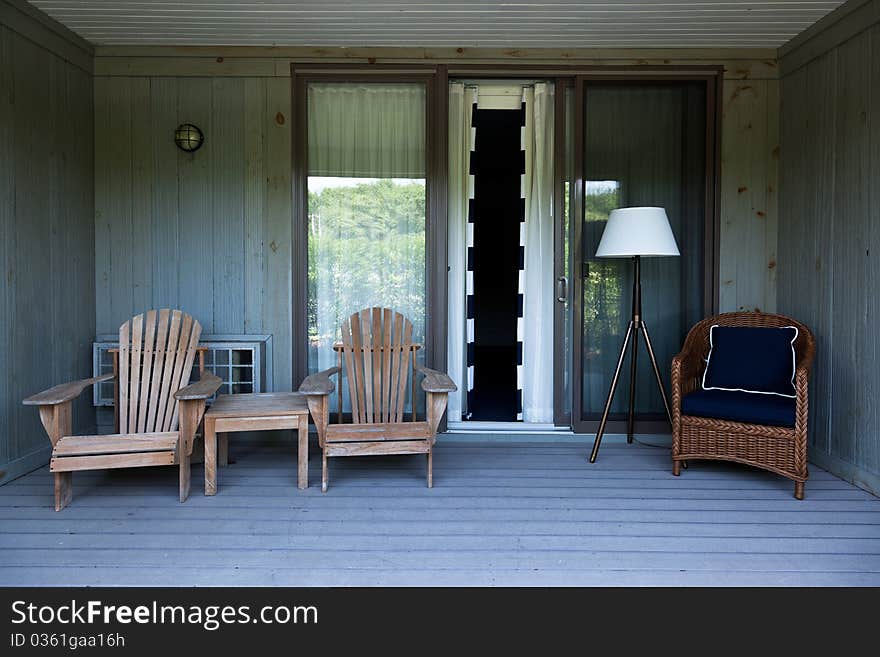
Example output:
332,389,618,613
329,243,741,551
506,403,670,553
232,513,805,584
671,312,815,499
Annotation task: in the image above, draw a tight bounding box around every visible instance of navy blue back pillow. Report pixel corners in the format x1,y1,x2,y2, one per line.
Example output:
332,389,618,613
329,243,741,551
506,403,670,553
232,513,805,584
702,325,798,398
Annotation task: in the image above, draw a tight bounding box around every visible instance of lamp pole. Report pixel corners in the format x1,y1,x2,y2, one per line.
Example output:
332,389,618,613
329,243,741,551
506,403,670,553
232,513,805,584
588,255,673,463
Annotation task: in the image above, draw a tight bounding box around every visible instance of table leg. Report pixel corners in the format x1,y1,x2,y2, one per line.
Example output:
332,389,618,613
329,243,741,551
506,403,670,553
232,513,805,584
219,433,229,467
298,417,308,490
205,417,217,496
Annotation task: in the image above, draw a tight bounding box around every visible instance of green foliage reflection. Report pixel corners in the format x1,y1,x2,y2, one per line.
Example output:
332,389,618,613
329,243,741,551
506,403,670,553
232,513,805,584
583,186,623,342
307,178,426,371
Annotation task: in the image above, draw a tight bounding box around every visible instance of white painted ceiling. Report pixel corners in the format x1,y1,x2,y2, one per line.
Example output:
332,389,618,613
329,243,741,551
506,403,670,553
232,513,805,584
30,1,846,48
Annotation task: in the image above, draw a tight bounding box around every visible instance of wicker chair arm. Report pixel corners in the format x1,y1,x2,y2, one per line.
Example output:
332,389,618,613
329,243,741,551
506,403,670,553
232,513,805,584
794,367,810,433
795,340,816,374
671,349,703,407
672,348,703,380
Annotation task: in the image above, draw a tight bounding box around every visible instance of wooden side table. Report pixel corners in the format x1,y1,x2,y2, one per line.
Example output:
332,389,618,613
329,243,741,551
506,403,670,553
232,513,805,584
203,392,310,495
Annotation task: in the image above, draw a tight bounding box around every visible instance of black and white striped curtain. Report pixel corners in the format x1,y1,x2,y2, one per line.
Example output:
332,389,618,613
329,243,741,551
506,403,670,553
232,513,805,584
465,98,478,417
516,101,526,421
448,82,554,423
466,98,526,420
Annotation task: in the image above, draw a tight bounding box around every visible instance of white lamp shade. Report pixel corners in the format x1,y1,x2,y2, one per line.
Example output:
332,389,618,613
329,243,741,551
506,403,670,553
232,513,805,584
595,207,680,258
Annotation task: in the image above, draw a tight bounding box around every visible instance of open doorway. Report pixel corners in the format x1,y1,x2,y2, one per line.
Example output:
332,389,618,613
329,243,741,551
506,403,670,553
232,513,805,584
447,81,557,426
467,107,524,421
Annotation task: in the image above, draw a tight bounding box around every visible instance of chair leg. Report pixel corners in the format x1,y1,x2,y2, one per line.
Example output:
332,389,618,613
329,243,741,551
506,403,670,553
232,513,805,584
321,451,328,493
54,472,72,512
794,481,805,500
179,452,191,503
427,449,433,488
672,460,681,476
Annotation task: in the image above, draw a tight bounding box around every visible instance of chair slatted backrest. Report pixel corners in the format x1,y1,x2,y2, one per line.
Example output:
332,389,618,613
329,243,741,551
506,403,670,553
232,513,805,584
338,308,417,424
118,309,201,434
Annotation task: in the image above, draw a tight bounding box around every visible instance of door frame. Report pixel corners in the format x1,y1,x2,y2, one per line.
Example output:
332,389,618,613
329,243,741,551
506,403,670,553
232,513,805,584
569,69,722,434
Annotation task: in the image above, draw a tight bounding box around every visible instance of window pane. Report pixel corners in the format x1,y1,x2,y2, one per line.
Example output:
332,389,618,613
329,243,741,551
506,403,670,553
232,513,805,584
581,82,707,420
306,83,427,411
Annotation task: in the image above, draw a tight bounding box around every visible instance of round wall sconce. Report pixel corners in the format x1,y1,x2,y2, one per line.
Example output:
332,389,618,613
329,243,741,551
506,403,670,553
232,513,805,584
174,123,204,152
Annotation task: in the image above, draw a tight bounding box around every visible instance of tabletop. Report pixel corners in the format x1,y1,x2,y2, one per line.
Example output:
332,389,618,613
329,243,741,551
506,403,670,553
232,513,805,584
205,392,309,418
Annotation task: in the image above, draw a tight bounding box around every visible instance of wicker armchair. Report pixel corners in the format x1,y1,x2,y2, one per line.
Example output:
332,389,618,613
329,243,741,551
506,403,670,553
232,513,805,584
671,312,815,499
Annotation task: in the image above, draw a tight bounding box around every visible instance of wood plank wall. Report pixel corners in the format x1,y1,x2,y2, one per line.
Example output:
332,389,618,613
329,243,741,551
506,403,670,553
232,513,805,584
720,77,779,313
0,1,95,484
778,0,880,494
92,48,780,398
93,75,292,391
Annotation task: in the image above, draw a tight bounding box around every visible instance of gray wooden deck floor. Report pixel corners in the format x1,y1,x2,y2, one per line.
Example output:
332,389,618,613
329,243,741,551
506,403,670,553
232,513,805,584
1,437,879,586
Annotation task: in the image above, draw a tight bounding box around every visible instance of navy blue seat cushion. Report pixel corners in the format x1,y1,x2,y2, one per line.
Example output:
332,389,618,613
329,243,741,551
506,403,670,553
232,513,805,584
681,389,796,428
702,325,798,397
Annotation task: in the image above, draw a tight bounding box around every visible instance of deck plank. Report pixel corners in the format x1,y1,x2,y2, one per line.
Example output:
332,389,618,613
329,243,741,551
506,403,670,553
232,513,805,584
0,439,877,586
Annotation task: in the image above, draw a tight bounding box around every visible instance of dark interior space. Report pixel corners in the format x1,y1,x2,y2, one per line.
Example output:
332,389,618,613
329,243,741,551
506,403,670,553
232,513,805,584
468,107,523,421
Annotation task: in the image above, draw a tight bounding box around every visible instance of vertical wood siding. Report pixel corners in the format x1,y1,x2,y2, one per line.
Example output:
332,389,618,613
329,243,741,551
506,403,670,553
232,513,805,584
779,12,880,492
93,76,293,392
0,24,95,484
719,78,780,313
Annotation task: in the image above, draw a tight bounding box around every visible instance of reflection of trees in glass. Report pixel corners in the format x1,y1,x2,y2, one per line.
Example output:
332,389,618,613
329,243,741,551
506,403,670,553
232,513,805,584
583,188,623,346
584,187,619,223
307,179,426,371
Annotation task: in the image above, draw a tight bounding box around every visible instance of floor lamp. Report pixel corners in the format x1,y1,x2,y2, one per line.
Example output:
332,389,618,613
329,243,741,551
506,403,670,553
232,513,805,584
589,207,680,463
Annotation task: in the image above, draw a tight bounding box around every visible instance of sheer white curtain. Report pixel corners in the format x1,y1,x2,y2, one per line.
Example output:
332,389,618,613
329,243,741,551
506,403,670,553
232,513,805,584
307,83,427,379
446,83,477,421
308,83,425,177
521,83,555,423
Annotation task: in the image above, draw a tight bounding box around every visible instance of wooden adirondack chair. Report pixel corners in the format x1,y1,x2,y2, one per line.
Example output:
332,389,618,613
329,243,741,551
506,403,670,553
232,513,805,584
300,307,457,492
23,309,221,510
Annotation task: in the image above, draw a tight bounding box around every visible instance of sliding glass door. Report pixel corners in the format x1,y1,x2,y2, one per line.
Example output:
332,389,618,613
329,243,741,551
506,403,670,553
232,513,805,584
306,82,427,374
291,66,444,411
571,75,718,433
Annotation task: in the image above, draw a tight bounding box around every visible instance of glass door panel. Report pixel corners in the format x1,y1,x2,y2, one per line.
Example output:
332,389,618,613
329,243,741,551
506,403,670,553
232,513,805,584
554,84,575,425
576,80,709,429
306,82,427,411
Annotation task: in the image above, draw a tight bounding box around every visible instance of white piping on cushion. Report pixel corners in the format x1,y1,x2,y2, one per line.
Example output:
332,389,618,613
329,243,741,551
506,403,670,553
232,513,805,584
701,324,799,399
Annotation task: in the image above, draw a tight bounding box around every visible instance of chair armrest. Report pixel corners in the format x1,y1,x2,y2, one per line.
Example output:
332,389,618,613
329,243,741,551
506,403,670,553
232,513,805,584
22,374,114,407
299,367,341,395
415,363,457,393
671,348,703,405
671,348,703,382
175,374,222,401
795,340,816,375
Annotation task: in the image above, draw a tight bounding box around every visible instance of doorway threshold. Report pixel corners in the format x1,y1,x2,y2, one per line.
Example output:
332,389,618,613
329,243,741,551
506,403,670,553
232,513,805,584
444,422,672,446
447,421,571,434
